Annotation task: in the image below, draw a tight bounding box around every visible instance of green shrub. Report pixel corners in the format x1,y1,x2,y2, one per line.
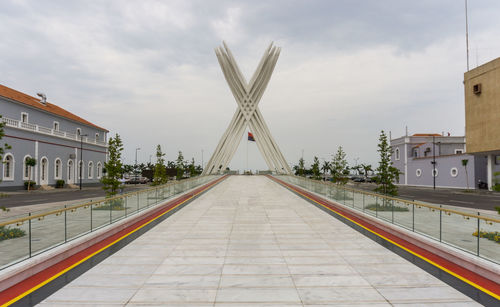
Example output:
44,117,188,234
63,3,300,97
55,180,65,188
472,230,500,243
492,184,500,192
495,206,500,215
0,226,26,241
24,181,36,189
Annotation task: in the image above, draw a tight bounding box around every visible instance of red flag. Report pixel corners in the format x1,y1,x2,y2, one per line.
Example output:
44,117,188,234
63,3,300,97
248,132,255,142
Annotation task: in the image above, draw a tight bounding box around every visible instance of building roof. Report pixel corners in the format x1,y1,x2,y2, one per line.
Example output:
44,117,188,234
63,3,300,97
412,133,442,137
0,84,108,132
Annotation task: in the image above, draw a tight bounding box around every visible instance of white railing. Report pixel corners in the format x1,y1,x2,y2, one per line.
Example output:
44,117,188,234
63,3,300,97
1,116,107,148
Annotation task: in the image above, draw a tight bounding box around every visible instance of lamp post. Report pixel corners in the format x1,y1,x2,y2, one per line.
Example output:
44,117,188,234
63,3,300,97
79,134,88,190
135,147,141,181
432,136,436,190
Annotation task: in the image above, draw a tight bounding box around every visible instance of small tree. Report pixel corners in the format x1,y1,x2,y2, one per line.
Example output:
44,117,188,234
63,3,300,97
152,144,167,185
374,131,399,196
101,134,123,197
298,157,305,176
25,158,37,191
461,159,469,190
176,151,184,180
311,156,321,180
331,146,349,184
189,158,197,177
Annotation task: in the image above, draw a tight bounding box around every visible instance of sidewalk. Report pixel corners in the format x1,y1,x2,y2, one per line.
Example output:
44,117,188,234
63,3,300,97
39,176,480,306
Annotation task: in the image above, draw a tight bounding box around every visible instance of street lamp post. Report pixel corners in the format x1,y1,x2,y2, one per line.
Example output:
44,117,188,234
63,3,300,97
432,136,436,190
135,147,141,182
79,134,88,190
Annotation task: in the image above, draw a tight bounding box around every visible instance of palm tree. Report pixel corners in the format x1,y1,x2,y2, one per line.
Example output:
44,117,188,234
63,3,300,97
360,163,372,180
321,160,331,181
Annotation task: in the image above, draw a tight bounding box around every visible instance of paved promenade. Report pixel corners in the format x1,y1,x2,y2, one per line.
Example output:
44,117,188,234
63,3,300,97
40,176,479,306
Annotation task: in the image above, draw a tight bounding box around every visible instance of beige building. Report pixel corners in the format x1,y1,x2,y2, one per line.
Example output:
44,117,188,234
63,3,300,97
464,57,500,190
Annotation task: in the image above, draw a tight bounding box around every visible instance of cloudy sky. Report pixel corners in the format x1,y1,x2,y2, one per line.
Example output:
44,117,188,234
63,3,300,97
1,0,500,171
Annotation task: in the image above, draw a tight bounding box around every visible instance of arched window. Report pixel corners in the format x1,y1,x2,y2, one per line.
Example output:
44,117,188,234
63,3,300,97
97,162,102,179
3,154,14,181
88,161,94,179
40,157,48,184
76,128,81,137
54,158,62,179
395,148,400,161
23,155,33,180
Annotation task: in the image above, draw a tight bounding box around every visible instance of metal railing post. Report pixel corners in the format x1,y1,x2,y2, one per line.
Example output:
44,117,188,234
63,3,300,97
64,205,67,242
90,204,93,232
391,200,394,223
439,205,442,242
412,203,415,232
362,194,365,212
28,213,32,258
477,212,480,256
375,196,378,217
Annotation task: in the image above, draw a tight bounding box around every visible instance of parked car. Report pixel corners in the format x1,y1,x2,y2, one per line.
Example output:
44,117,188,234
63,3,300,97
352,177,365,182
126,176,150,184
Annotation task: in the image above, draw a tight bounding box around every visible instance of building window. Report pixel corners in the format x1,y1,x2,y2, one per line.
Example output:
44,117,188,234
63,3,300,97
78,160,84,179
413,149,418,158
88,161,94,179
3,154,14,181
495,156,500,165
21,112,28,123
395,148,400,161
95,133,99,141
450,167,458,177
54,158,62,179
454,149,463,154
416,169,422,177
53,122,59,131
473,83,482,95
432,169,438,177
97,162,102,179
23,155,33,180
76,128,81,137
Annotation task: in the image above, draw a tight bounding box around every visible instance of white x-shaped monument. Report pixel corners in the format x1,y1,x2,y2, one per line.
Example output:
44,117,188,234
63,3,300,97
202,42,292,175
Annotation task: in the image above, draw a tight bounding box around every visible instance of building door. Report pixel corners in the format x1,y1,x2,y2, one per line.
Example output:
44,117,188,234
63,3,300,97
40,158,48,185
67,160,74,184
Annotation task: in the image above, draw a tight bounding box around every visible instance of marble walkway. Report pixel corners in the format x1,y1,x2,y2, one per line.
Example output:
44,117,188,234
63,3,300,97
39,176,479,306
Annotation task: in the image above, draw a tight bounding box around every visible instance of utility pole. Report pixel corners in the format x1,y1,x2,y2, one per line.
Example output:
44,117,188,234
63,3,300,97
135,147,141,181
201,149,204,170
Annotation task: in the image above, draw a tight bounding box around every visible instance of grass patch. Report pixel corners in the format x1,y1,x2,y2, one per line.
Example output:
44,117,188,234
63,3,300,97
472,230,500,244
0,226,26,241
0,193,9,198
365,203,409,212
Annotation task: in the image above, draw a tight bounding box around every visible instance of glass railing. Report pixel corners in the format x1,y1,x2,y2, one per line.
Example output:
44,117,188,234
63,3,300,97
0,175,219,270
275,175,500,264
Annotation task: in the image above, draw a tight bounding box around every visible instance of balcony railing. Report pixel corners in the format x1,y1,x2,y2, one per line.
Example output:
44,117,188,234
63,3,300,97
0,175,220,270
275,175,500,264
1,116,107,147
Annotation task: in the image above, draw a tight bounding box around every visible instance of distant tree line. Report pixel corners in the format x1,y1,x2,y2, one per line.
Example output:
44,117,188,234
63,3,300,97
292,131,401,196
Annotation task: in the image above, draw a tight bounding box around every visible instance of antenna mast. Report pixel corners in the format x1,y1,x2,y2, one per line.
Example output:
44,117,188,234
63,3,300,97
465,0,470,71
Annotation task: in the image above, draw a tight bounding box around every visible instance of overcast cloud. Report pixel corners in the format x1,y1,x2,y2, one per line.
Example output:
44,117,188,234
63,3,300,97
1,0,500,171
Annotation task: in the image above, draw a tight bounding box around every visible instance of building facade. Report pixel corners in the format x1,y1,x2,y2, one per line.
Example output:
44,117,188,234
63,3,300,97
391,134,486,189
464,57,500,191
0,84,108,190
